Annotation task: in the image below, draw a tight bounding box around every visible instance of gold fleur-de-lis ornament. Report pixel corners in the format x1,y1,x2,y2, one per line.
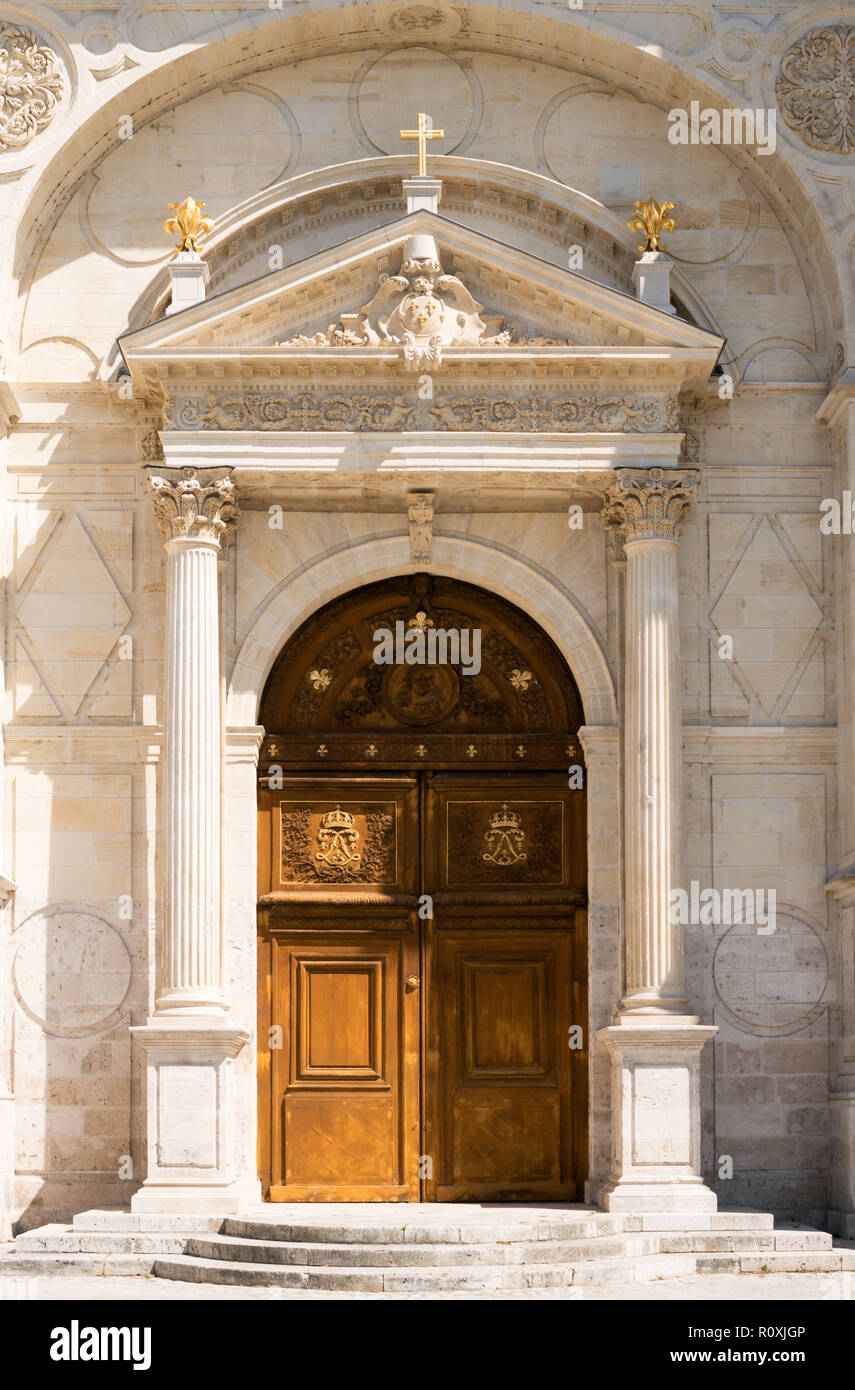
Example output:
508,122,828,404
164,196,214,253
627,197,677,254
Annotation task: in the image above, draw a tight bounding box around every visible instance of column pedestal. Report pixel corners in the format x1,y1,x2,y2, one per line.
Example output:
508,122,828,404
597,1017,717,1213
130,1021,252,1213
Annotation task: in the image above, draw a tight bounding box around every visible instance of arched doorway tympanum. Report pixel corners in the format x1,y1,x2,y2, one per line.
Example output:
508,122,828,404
257,575,587,1201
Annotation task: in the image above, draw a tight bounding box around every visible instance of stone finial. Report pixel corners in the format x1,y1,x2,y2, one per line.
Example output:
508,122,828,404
601,467,699,545
407,491,434,565
147,467,239,546
163,197,213,315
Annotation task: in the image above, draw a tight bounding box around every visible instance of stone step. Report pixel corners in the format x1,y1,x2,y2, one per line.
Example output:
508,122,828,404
696,1250,855,1275
153,1251,698,1292
0,1252,156,1277
71,1210,224,1234
659,1230,832,1255
183,1231,662,1267
641,1211,774,1233
221,1213,636,1245
15,1229,190,1256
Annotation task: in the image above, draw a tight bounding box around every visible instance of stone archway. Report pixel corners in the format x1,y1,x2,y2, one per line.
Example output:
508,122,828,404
222,538,620,1204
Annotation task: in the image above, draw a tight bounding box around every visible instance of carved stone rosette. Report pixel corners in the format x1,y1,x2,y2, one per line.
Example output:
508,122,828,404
147,467,239,546
0,24,65,154
776,24,855,155
601,467,699,547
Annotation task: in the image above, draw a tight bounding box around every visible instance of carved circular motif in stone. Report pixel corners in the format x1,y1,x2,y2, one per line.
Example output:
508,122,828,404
12,907,132,1037
387,6,460,37
354,47,475,159
0,22,66,154
712,912,828,1036
776,25,855,155
381,662,460,725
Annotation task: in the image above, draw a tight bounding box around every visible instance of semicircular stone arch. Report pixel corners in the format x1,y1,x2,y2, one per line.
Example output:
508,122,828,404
226,533,617,730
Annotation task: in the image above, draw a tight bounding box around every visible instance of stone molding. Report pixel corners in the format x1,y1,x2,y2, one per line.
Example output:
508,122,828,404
601,466,699,545
146,466,239,546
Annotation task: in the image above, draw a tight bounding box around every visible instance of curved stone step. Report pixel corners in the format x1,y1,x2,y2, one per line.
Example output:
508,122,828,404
183,1231,661,1267
221,1213,634,1246
153,1251,698,1292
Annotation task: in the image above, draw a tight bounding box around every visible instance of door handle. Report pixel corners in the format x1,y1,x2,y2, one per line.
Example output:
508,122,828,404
405,974,420,992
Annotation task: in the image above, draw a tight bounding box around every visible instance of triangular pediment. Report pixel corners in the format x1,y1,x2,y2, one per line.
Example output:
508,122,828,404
121,211,722,396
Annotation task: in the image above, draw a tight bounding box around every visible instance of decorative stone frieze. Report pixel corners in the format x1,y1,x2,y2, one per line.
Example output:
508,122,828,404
166,389,679,434
0,23,64,153
776,25,855,154
147,466,239,545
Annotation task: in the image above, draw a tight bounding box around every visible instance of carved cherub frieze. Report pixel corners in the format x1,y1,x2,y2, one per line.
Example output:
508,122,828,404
275,232,569,369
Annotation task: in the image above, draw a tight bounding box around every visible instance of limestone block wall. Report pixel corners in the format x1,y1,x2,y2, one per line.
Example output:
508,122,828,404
2,425,159,1226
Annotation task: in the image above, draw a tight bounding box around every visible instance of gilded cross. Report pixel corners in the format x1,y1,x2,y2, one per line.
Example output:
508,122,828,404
399,112,444,177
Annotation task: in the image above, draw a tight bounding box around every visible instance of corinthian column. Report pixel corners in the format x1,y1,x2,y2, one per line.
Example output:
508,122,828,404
597,466,717,1215
603,466,696,1013
132,466,251,1214
148,467,238,1013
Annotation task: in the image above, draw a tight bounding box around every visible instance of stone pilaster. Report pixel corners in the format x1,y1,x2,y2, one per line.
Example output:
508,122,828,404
819,380,855,1235
597,467,717,1214
131,466,250,1213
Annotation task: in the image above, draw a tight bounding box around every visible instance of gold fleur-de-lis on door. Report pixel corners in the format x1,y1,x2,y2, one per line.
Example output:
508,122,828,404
309,668,332,691
508,668,533,691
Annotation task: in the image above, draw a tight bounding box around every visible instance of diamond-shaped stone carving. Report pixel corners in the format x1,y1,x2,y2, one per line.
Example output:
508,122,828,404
709,515,823,719
17,514,131,716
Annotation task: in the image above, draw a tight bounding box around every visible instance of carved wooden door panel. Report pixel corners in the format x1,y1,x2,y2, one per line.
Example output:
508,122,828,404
258,778,420,1201
422,774,587,1201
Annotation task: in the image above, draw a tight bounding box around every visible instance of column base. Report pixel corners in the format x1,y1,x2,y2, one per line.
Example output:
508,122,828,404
130,1019,249,1214
597,1015,718,1215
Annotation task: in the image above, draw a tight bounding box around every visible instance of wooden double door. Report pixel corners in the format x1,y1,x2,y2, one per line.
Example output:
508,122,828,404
258,773,586,1202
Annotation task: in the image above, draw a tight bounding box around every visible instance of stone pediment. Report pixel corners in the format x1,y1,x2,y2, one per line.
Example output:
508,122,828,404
121,211,722,394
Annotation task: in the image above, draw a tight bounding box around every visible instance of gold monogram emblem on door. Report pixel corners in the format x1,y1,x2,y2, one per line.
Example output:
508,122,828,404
482,803,528,867
315,805,361,869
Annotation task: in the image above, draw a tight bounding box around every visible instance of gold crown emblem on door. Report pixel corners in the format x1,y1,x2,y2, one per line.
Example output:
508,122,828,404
482,803,528,867
315,805,362,868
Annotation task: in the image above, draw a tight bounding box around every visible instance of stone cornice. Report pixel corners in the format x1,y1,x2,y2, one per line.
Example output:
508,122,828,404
681,725,837,763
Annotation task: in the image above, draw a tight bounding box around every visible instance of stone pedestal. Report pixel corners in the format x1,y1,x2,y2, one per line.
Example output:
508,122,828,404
600,468,717,1213
166,252,209,315
130,1022,251,1213
632,251,675,314
597,1017,717,1213
402,177,441,214
132,468,248,1214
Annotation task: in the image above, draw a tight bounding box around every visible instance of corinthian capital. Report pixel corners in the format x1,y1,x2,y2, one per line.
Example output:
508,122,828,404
601,467,698,545
147,467,239,545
